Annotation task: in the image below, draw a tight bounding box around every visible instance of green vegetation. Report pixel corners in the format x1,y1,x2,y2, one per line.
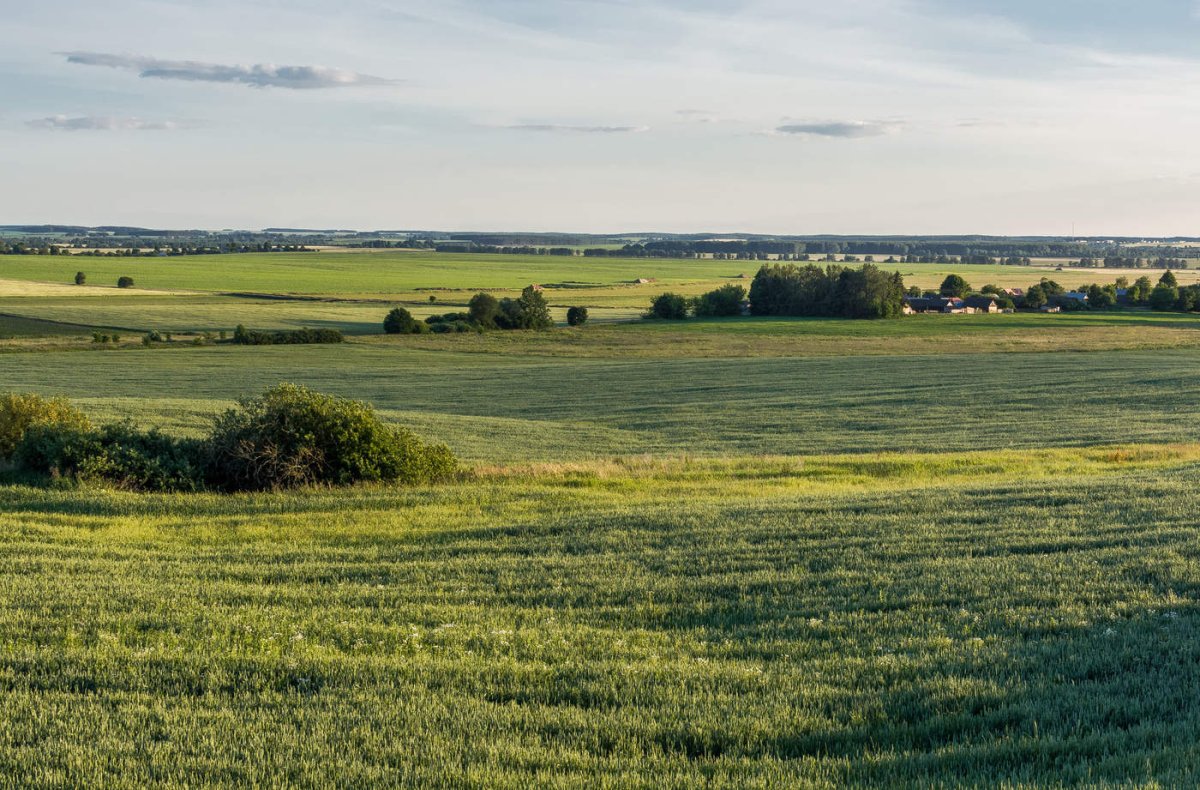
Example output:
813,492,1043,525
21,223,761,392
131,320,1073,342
7,247,1200,784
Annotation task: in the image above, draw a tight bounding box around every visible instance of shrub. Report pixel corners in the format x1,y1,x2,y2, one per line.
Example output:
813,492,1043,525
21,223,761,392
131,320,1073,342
566,306,589,327
232,326,344,345
468,293,500,328
0,392,91,460
649,293,690,320
694,284,746,317
16,422,205,492
117,276,135,289
74,271,86,286
425,312,469,325
384,307,419,335
205,384,457,491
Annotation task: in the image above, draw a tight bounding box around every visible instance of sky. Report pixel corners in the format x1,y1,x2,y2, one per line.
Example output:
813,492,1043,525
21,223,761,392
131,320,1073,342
2,0,1199,235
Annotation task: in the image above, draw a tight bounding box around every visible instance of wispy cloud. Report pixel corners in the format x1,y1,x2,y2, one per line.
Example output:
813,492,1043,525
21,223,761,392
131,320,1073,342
27,115,192,131
61,52,398,89
774,120,901,139
506,124,649,134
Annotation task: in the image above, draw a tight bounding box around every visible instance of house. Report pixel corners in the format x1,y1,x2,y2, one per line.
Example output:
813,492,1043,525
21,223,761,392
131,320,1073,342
529,283,545,292
904,296,968,314
963,295,1001,313
1062,291,1088,303
1003,288,1024,298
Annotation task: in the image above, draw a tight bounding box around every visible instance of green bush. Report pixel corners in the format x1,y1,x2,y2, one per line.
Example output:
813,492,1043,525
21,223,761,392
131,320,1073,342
16,422,204,492
468,293,500,328
694,284,746,317
566,306,589,327
205,384,457,491
233,325,344,345
0,392,91,460
648,293,690,320
74,271,86,285
117,276,135,289
383,307,419,334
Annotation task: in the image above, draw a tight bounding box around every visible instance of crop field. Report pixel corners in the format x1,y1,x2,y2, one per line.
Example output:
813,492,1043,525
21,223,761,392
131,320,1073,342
4,250,1200,785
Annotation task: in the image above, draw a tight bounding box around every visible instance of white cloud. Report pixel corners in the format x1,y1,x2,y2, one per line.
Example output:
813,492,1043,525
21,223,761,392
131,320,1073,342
61,51,398,89
505,123,649,134
774,121,901,139
27,115,192,131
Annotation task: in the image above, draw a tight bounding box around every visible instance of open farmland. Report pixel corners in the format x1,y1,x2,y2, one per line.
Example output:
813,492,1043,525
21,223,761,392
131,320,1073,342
4,249,1200,786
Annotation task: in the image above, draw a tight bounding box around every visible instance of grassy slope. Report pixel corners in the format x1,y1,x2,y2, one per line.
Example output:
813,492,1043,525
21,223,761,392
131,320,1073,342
0,342,1198,461
7,276,1200,784
2,251,1192,296
3,453,1200,786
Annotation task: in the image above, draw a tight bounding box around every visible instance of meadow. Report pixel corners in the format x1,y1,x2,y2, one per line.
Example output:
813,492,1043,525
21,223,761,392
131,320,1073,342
3,250,1200,785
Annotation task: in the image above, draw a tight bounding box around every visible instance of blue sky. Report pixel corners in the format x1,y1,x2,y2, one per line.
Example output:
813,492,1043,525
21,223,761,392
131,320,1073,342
2,0,1198,234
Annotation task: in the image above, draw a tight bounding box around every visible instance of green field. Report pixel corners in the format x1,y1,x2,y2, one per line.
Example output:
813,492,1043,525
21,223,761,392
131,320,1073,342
5,251,1200,785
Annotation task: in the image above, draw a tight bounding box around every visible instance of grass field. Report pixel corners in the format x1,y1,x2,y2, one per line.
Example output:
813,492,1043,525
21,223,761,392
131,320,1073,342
2,250,1192,298
5,251,1200,785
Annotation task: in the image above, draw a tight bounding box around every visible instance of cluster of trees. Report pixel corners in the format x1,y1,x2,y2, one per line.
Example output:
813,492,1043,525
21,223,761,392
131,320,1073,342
1073,256,1190,270
0,386,456,493
647,284,747,320
383,286,566,335
232,325,344,345
928,271,1199,313
748,264,907,319
433,243,577,256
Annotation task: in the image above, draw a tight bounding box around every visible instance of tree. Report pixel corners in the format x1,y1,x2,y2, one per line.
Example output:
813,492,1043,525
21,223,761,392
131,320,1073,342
649,293,690,320
566,306,589,327
117,276,134,288
74,271,86,286
467,293,500,328
1086,283,1115,309
1149,285,1179,311
939,274,971,298
1159,270,1179,288
693,284,746,317
1024,284,1047,310
980,283,1002,295
383,307,418,334
517,285,553,329
1129,276,1153,304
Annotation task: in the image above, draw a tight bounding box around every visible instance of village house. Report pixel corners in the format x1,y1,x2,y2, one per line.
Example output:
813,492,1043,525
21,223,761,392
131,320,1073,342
963,295,1002,313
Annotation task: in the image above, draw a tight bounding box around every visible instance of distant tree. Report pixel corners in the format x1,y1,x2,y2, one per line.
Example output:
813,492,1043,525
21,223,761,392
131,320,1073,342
566,306,589,327
428,295,437,303
1086,283,1116,309
1129,276,1154,304
383,307,418,335
1024,284,1048,310
980,283,1002,295
1159,270,1179,288
649,293,690,320
467,292,500,328
1115,276,1130,290
939,274,971,298
1149,285,1179,311
74,271,86,286
693,284,746,317
1037,278,1066,297
117,276,134,289
516,285,554,329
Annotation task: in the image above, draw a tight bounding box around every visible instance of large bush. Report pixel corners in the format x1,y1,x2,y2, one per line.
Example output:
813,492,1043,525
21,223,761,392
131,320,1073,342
694,284,746,317
566,306,589,327
117,276,135,289
0,393,91,460
468,293,500,328
494,287,554,330
383,307,419,334
16,422,204,492
648,293,690,320
205,384,457,491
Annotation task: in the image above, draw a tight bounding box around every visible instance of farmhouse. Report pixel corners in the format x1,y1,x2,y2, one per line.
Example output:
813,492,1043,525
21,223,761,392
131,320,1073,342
904,296,970,314
963,295,1001,313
